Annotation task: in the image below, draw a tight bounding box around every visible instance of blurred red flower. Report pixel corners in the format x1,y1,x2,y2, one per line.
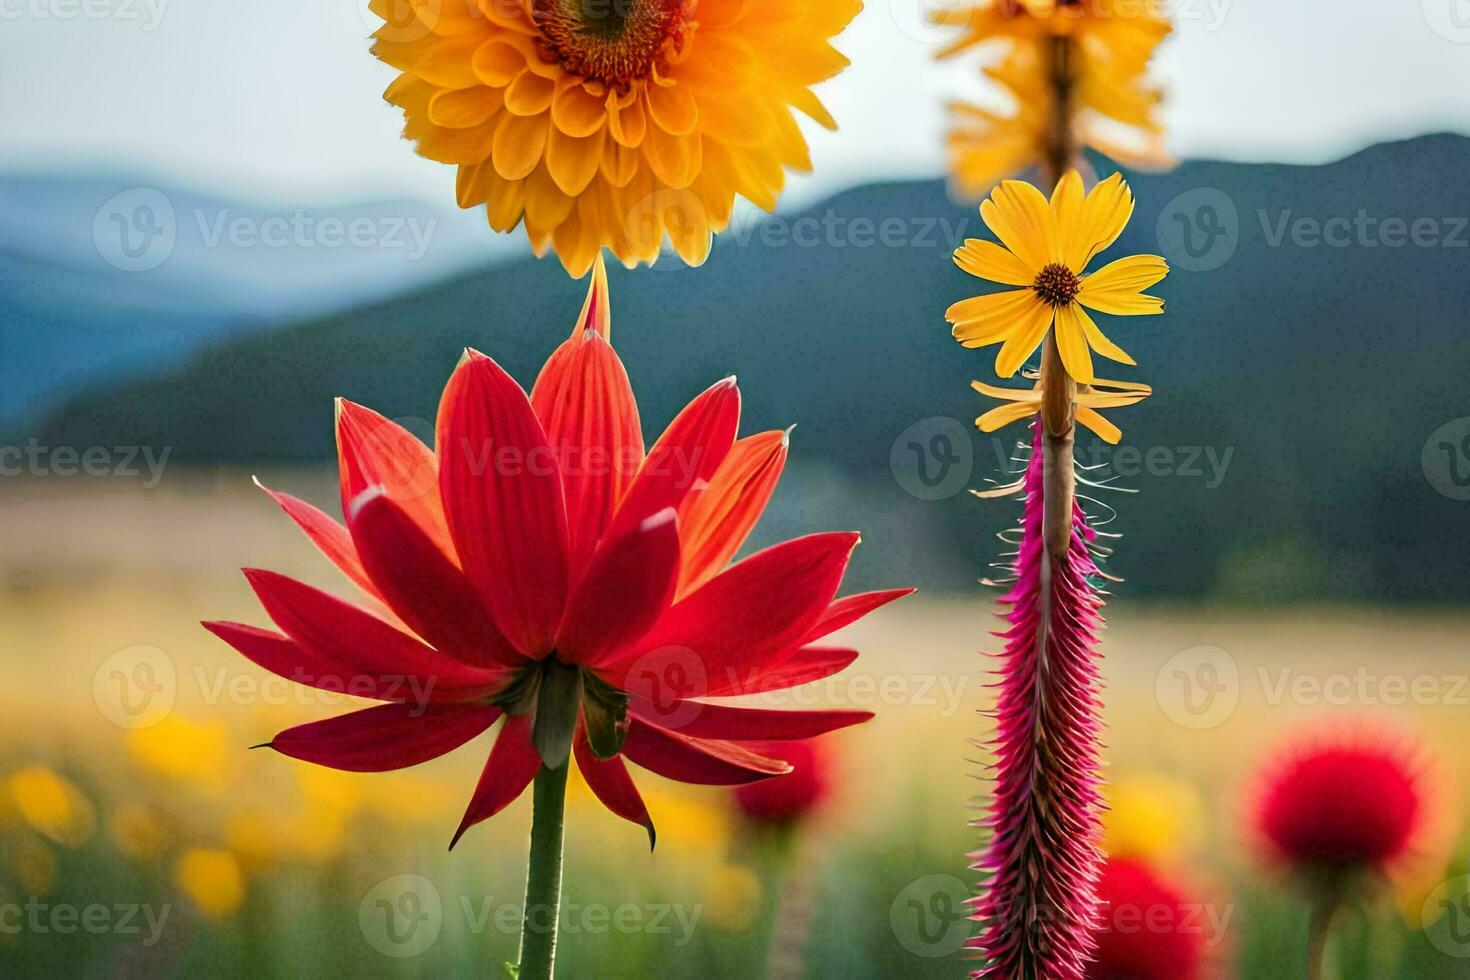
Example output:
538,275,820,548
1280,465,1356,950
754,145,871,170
204,259,911,848
732,739,833,827
1250,722,1446,889
1087,857,1211,980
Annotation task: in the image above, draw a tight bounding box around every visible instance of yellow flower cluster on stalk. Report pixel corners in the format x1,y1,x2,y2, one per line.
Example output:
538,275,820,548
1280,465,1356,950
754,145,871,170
934,0,1171,197
947,170,1166,443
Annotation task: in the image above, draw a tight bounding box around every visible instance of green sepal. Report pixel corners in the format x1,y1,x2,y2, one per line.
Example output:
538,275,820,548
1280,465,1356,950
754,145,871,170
580,669,630,760
531,659,580,770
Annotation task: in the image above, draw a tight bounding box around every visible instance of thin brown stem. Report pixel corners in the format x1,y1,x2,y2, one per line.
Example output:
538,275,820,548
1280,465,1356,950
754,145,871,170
1306,889,1346,980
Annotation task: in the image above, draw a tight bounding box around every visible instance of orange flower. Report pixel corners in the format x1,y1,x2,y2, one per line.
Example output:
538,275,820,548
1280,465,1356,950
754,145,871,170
371,0,860,274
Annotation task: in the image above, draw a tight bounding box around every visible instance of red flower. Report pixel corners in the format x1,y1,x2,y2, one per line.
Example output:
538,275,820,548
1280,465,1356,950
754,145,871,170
1250,723,1442,888
204,259,911,848
1087,858,1210,980
732,739,833,827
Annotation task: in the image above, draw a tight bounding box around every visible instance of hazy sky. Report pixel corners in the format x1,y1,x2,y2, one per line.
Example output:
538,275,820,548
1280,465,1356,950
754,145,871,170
2,0,1468,208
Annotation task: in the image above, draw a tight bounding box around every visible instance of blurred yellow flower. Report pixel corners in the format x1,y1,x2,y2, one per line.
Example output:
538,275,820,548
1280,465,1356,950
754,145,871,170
9,836,57,895
176,848,245,920
7,766,95,847
127,715,229,787
225,807,285,873
1103,771,1205,862
638,788,732,861
108,804,170,863
701,864,763,932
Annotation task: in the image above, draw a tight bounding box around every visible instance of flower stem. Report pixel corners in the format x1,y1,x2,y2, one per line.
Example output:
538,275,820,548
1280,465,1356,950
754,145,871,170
517,761,569,980
1305,889,1345,980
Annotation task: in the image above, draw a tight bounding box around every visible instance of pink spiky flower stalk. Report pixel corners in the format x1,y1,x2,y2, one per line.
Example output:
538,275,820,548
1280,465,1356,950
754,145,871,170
943,169,1167,977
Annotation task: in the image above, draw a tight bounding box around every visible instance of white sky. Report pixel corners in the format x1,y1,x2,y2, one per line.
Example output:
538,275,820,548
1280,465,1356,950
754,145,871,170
1,0,1468,208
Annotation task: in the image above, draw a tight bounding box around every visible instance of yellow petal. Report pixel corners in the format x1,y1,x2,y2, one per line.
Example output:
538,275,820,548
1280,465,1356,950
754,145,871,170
1072,302,1137,366
1051,170,1086,270
1076,407,1123,444
484,173,526,232
642,126,701,189
981,179,1056,272
545,126,605,197
646,82,699,137
428,87,502,128
471,40,526,87
523,164,576,227
954,238,1034,286
607,92,647,148
599,139,639,188
994,295,1055,378
551,80,607,138
977,401,1041,433
1080,254,1168,294
970,380,1044,402
411,34,482,89
491,111,547,180
947,288,1036,348
1070,173,1135,271
504,70,555,116
1053,304,1095,383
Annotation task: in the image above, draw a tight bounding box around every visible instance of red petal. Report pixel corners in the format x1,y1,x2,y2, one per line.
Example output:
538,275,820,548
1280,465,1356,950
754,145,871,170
437,350,571,657
530,276,642,574
622,720,791,785
675,429,787,598
347,488,522,668
336,399,453,556
573,722,654,848
243,569,508,696
600,532,859,691
629,698,872,741
265,702,500,772
451,714,541,849
555,507,680,666
705,645,859,697
802,588,916,644
254,477,379,602
606,377,739,542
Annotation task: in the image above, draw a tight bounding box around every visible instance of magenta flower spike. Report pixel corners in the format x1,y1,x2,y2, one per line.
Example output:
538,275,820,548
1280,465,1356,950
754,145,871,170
967,421,1107,979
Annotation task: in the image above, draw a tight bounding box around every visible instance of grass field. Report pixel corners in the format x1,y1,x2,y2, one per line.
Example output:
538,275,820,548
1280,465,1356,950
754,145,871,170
2,473,1468,977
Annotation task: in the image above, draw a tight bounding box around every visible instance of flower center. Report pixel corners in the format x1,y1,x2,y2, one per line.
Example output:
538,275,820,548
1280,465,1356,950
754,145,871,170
1032,263,1082,306
532,0,694,91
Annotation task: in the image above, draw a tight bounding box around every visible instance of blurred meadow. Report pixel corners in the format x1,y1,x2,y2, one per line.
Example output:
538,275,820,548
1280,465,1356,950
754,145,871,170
4,472,1469,977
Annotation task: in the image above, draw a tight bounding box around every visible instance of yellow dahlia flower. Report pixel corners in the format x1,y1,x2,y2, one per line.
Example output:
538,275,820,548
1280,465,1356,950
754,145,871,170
946,171,1167,384
971,375,1150,444
370,0,860,275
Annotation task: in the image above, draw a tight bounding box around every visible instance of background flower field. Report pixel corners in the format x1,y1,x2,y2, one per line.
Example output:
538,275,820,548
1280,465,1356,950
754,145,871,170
3,476,1468,977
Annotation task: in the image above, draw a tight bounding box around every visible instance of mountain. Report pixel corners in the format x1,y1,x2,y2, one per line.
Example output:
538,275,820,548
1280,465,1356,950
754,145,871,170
0,174,508,428
26,134,1470,600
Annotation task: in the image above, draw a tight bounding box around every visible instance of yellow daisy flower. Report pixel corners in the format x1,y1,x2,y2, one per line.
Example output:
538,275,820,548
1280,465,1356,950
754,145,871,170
971,375,1150,444
946,42,1169,197
370,0,860,276
947,171,1167,383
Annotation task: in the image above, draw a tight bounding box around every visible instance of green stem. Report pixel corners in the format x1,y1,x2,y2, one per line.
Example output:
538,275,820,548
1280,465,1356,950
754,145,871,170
1305,889,1345,980
517,761,569,980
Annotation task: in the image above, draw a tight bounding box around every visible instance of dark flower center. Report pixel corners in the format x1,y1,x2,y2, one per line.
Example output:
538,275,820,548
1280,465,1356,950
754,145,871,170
1032,262,1082,306
533,0,693,91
